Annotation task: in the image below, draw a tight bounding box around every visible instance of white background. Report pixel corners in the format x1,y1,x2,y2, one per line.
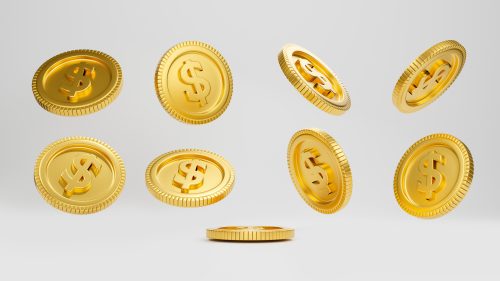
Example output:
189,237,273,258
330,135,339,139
1,0,499,279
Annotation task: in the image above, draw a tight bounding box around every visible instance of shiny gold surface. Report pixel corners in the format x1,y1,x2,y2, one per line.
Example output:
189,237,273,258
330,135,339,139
394,134,474,218
287,129,352,214
393,40,466,113
32,50,122,116
34,137,125,214
145,149,235,207
207,226,294,241
278,44,350,115
155,41,233,124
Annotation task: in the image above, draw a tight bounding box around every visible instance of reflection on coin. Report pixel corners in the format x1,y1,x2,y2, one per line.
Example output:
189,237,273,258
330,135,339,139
145,149,235,207
278,44,350,115
155,41,233,124
393,40,466,113
32,50,122,116
34,137,125,214
394,134,474,218
207,226,294,241
287,128,352,214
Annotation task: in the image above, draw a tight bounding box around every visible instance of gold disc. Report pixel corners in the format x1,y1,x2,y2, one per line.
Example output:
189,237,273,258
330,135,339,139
34,137,125,214
278,44,350,115
155,41,233,124
394,134,474,218
393,40,466,113
207,226,294,241
287,128,352,214
145,149,235,207
32,50,122,116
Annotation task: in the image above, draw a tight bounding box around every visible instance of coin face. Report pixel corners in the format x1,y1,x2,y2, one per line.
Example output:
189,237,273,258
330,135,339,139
394,134,474,218
207,226,294,241
34,137,125,214
145,149,235,207
32,50,122,116
278,44,350,115
393,40,466,113
287,129,352,214
155,41,233,124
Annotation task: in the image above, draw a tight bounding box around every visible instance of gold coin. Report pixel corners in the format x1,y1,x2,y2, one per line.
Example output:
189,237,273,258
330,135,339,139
394,134,474,218
207,226,294,241
32,50,122,116
393,40,466,113
34,137,125,214
278,44,350,115
287,128,352,214
155,41,233,124
145,149,235,207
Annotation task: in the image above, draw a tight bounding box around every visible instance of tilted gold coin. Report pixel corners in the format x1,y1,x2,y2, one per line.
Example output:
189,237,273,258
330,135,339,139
278,44,350,115
394,134,474,218
155,41,233,124
393,40,466,113
287,129,352,214
34,137,125,214
146,149,235,207
32,50,122,116
207,226,294,241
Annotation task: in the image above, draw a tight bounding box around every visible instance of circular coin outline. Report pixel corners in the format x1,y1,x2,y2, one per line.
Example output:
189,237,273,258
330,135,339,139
392,40,466,113
278,43,351,115
32,49,123,116
145,149,235,207
207,226,294,241
287,128,352,214
34,136,126,214
155,41,233,124
394,133,474,218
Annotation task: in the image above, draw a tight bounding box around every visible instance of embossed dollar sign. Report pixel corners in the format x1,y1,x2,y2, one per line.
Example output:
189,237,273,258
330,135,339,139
179,60,211,106
300,148,334,199
59,62,96,102
59,153,102,198
173,160,207,193
410,62,451,99
418,150,445,200
295,58,337,98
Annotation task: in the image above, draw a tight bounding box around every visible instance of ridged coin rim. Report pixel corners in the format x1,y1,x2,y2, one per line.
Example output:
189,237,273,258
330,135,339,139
207,226,294,241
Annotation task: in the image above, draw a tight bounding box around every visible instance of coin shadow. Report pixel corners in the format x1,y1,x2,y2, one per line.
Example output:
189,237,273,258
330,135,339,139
204,239,293,244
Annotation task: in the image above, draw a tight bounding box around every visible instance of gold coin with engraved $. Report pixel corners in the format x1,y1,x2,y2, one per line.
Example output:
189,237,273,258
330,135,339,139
155,41,233,124
278,44,350,115
394,134,474,218
145,149,235,207
207,226,294,241
393,40,466,113
32,50,122,116
34,137,125,214
287,129,352,214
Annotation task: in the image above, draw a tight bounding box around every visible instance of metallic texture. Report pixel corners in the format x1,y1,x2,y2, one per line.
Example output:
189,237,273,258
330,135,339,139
207,226,294,241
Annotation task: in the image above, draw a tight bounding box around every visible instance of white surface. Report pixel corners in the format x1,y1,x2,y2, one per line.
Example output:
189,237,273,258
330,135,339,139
1,0,499,279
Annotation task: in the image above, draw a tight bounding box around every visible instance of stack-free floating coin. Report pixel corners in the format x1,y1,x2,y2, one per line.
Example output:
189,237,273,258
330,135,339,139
32,49,122,116
207,226,294,241
155,41,233,124
394,134,474,218
34,137,125,214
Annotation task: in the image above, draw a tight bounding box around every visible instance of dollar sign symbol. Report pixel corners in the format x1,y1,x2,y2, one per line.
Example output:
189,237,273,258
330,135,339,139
179,60,211,106
172,160,207,193
417,150,445,200
59,153,102,198
300,148,335,199
59,62,96,103
410,62,451,99
295,58,338,99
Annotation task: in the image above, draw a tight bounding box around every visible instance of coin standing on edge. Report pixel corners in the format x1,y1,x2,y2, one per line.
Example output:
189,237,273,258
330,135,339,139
393,40,466,113
394,134,474,218
32,50,122,116
155,41,233,124
278,44,350,115
34,137,125,214
146,149,235,207
287,128,352,214
207,226,294,241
